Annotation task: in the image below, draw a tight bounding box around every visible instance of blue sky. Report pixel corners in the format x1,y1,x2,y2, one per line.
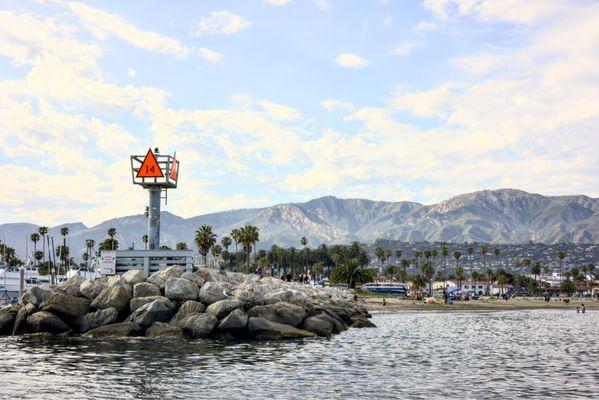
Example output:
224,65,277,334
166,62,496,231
0,0,598,226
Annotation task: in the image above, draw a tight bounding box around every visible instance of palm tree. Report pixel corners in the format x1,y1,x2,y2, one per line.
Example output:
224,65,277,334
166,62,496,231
556,251,566,283
239,225,259,267
531,261,541,292
60,226,69,269
441,242,448,269
142,234,149,250
221,236,232,253
375,246,386,273
467,246,474,270
455,265,465,291
480,245,488,270
38,226,48,265
300,236,308,274
496,269,509,295
85,239,95,272
107,228,117,250
331,258,373,289
420,261,435,297
485,268,495,295
211,244,222,268
410,274,427,293
231,228,241,253
395,249,402,264
194,225,217,267
493,248,501,268
30,233,40,265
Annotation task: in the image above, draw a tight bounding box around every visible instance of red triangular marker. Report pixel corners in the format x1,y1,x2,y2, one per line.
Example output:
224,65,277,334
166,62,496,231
137,149,164,178
169,152,178,181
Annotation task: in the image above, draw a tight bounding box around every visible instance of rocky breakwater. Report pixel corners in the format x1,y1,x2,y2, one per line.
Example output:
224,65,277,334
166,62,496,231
0,267,374,341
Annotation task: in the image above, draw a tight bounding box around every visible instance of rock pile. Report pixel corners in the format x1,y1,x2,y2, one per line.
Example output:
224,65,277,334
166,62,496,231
0,267,374,340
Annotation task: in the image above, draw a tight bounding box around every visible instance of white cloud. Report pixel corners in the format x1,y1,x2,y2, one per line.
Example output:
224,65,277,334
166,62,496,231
265,0,293,6
259,100,302,120
198,48,223,64
321,99,353,111
334,53,370,68
59,1,192,58
415,21,439,31
314,0,331,11
127,68,136,78
391,42,416,56
192,10,251,37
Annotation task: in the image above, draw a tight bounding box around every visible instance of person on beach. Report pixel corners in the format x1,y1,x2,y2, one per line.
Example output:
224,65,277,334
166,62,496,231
581,304,585,314
382,298,386,306
443,289,448,305
576,307,580,313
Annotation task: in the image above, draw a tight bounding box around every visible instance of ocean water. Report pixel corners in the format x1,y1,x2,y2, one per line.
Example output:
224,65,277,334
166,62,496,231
0,310,597,399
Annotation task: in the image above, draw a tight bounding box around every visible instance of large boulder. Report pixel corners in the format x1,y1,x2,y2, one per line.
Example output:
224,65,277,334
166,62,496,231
171,300,204,324
301,315,333,337
74,308,119,333
122,269,147,286
130,296,175,313
206,300,241,320
0,311,16,335
133,282,161,298
147,266,185,290
107,276,132,296
247,302,306,327
217,309,248,331
248,317,315,340
20,286,51,307
91,284,132,316
80,279,108,300
198,282,227,305
350,314,376,328
58,276,84,297
13,303,37,335
180,271,205,287
128,300,173,328
145,322,185,339
180,314,218,339
84,322,143,339
42,291,91,318
315,312,347,334
263,289,294,305
164,277,199,302
27,311,70,334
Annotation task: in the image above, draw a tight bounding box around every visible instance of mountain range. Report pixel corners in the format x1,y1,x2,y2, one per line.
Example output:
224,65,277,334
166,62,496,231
1,189,597,260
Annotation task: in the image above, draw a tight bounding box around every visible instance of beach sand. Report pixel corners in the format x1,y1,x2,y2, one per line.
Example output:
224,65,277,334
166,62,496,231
362,295,599,312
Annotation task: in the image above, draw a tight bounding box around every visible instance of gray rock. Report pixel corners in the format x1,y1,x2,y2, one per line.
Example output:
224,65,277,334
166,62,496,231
350,314,376,328
164,277,199,302
171,300,205,324
217,309,248,331
130,296,176,313
248,317,315,340
91,284,132,315
84,322,143,338
147,266,185,290
42,291,91,318
206,300,241,320
196,268,213,282
302,315,333,337
198,282,227,305
180,271,205,287
80,279,108,300
13,303,37,335
58,276,84,297
74,308,119,333
121,269,147,286
0,312,15,335
27,311,70,334
263,290,294,304
145,322,185,339
107,276,133,296
316,312,347,334
20,286,51,307
247,302,306,327
128,300,173,328
133,282,161,298
181,314,218,338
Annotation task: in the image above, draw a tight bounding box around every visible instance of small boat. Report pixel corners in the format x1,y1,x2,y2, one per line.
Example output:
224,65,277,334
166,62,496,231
361,282,407,295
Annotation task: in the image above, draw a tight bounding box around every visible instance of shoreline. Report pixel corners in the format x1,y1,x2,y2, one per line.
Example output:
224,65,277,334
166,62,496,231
361,296,599,312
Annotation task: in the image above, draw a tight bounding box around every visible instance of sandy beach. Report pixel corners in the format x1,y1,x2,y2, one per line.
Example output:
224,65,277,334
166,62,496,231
362,295,599,312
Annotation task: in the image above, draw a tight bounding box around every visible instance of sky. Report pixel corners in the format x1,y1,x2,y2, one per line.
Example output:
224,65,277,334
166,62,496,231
0,0,598,226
